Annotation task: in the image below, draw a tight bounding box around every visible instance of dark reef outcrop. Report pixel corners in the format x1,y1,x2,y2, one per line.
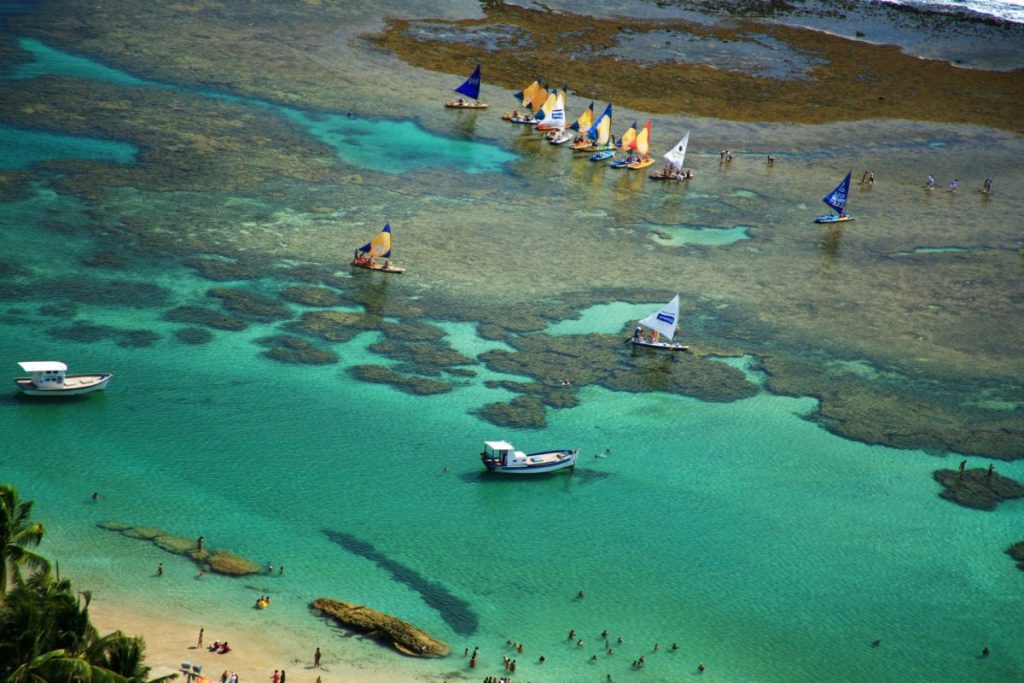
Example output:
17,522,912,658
98,521,262,576
932,468,1024,511
311,597,450,657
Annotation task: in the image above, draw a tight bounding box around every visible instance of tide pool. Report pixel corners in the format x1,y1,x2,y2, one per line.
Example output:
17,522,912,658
8,38,517,175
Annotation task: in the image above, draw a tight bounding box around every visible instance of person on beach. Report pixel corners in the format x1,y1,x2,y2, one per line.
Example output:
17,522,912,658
197,535,204,551
982,178,992,193
948,179,958,192
220,670,228,683
314,647,321,668
860,171,869,185
198,628,204,647
926,174,935,189
157,563,163,576
868,171,875,184
271,670,279,683
280,670,286,683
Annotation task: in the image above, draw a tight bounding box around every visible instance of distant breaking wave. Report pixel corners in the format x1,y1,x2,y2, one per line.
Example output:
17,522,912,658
875,0,1024,24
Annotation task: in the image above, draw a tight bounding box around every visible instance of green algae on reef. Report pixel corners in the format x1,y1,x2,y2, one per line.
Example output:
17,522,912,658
98,521,262,576
349,365,454,396
258,334,338,365
1008,541,1024,573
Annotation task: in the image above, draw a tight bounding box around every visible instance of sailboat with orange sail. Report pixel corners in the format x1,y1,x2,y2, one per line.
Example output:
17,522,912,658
351,223,405,274
627,120,655,170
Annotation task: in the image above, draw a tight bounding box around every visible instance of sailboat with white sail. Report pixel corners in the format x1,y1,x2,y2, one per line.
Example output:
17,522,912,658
651,130,693,180
630,295,689,352
815,172,855,223
445,64,488,109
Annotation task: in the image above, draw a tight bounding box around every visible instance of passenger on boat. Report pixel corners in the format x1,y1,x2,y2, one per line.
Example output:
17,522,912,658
633,326,642,341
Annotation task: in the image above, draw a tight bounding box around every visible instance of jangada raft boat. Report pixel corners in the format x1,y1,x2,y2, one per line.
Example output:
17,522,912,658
445,64,488,109
630,295,690,352
14,361,113,395
650,131,693,180
480,441,578,475
815,172,855,224
351,223,405,274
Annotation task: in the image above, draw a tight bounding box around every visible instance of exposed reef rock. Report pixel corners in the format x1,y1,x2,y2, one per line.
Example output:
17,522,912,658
208,287,290,322
287,310,379,343
46,322,160,348
258,335,338,365
98,521,262,575
475,395,547,429
311,597,450,657
763,354,1024,459
349,365,454,396
279,285,345,307
163,305,249,331
187,257,264,282
932,468,1024,511
174,327,215,345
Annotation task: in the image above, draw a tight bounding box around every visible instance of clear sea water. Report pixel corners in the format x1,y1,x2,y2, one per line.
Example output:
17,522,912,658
1,3,1022,683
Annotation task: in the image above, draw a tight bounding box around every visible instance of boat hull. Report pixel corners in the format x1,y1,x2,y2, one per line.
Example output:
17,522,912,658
631,339,689,352
481,449,577,475
814,214,855,224
628,158,655,170
445,101,488,109
590,151,614,162
351,259,405,274
15,373,114,396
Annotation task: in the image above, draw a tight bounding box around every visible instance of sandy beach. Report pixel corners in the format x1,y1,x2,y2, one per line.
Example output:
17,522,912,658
89,598,417,683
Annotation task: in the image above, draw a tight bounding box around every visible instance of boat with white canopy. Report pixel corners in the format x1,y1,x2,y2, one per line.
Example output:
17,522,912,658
14,361,113,395
480,440,578,475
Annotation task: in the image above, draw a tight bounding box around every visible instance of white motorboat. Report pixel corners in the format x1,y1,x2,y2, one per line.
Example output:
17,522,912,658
14,361,113,396
480,441,578,475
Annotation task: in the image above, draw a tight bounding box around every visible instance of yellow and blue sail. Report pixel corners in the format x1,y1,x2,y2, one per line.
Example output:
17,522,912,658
358,223,393,258
570,102,594,131
823,172,851,215
453,64,482,100
587,103,613,144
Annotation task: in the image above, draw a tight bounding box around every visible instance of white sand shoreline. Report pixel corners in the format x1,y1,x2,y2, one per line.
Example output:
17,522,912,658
88,597,445,683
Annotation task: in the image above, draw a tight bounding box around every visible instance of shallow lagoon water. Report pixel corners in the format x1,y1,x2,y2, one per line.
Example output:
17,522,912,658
1,4,1023,683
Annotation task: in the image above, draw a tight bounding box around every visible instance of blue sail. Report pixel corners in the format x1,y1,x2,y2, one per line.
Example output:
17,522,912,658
822,172,851,215
453,64,482,100
587,103,613,141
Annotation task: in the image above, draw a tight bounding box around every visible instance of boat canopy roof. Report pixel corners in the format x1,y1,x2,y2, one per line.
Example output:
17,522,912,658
18,361,67,372
485,440,515,450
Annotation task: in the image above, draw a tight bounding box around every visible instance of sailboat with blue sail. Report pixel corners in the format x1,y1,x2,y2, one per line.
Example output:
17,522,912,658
445,64,488,109
351,223,405,274
815,172,855,223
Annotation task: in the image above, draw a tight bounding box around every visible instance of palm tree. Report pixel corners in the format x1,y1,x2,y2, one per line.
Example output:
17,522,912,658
0,484,51,594
6,649,129,683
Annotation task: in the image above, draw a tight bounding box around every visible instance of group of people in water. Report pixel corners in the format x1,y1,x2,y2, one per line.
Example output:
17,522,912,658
924,174,993,193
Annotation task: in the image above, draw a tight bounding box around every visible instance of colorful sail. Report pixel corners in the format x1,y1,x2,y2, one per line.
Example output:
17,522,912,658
529,83,549,112
570,102,594,132
664,131,689,170
453,64,482,101
822,172,852,215
587,103,613,145
548,90,566,129
358,223,393,259
535,90,557,121
619,121,638,150
515,80,541,108
638,295,680,341
635,120,651,159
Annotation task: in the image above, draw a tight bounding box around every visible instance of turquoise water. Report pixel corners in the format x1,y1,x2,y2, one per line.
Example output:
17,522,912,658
8,38,516,175
0,123,137,169
2,13,1023,683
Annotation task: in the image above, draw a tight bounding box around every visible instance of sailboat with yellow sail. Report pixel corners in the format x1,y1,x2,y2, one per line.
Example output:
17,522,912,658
573,103,614,155
627,120,655,170
351,223,405,274
503,79,543,124
553,101,592,145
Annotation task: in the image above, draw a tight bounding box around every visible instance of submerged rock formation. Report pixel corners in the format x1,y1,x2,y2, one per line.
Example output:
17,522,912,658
311,597,450,657
932,468,1024,511
98,521,262,576
1007,541,1024,573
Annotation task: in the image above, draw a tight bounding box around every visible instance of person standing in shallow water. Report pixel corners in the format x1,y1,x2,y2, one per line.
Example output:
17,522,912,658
313,647,321,668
